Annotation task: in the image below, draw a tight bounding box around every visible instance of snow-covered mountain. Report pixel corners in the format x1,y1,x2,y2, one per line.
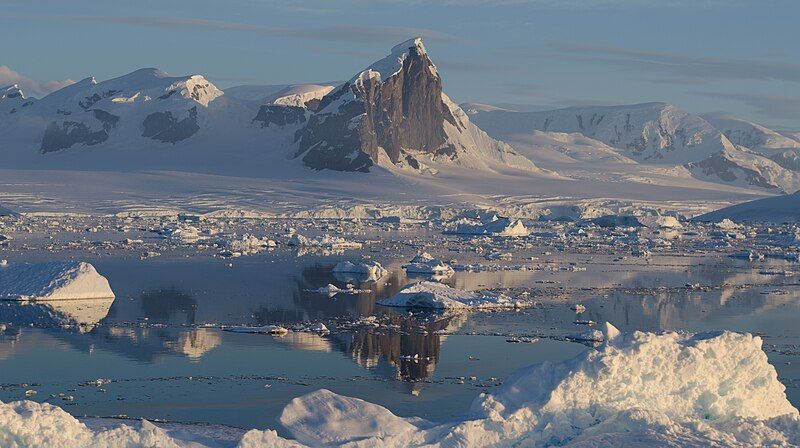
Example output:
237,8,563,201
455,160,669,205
1,84,33,115
701,113,800,152
293,38,538,173
467,102,730,164
0,69,227,154
224,83,336,109
0,40,538,177
467,102,800,193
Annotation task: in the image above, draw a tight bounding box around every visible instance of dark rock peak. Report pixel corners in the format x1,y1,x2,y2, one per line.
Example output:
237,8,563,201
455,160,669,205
294,38,464,172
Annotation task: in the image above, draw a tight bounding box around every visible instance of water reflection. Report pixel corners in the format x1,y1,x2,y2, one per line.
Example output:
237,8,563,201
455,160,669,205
0,254,797,391
0,297,114,331
333,313,467,384
139,287,197,325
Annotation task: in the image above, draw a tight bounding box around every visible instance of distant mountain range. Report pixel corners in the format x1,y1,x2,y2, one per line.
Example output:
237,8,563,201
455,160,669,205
1,38,799,194
466,103,800,193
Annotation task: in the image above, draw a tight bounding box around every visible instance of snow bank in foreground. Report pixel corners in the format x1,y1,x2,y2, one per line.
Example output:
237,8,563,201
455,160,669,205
274,329,800,447
1,329,798,447
278,389,429,446
378,281,523,309
0,261,114,301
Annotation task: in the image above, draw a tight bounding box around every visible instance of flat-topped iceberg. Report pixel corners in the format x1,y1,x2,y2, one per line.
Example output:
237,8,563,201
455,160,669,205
378,281,523,310
0,261,114,301
2,327,796,446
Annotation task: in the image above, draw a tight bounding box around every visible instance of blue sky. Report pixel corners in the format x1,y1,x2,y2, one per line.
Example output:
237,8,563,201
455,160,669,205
2,0,799,129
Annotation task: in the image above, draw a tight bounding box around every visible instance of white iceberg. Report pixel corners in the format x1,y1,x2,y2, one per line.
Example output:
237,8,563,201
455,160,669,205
332,260,388,281
450,214,529,237
219,233,276,254
0,261,115,301
405,252,454,276
378,281,523,310
287,233,362,250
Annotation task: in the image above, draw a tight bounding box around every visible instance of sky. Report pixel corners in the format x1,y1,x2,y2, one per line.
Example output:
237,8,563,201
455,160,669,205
1,0,799,129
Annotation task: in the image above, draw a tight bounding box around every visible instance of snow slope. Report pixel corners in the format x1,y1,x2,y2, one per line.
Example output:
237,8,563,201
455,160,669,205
1,328,797,447
702,113,800,153
0,84,32,115
468,102,730,165
695,190,800,223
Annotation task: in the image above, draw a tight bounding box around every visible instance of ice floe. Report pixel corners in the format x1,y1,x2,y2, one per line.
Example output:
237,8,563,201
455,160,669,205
378,281,525,310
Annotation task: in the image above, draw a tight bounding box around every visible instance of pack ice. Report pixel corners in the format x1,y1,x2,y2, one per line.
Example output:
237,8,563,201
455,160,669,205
0,261,114,301
2,327,798,447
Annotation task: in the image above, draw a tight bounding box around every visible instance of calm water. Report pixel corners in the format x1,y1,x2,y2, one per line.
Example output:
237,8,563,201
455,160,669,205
1,250,798,433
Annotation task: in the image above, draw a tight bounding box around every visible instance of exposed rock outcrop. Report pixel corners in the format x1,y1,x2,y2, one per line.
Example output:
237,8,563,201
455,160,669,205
294,38,537,173
252,105,307,128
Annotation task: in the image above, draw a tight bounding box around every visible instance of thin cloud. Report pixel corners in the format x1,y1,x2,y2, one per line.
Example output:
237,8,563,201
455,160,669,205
549,42,800,84
436,58,510,73
696,91,800,121
69,15,463,45
0,66,74,98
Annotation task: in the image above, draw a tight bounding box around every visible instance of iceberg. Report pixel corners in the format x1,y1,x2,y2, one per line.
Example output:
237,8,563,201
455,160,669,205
0,261,114,301
405,252,454,276
449,214,529,237
378,281,523,310
332,260,388,281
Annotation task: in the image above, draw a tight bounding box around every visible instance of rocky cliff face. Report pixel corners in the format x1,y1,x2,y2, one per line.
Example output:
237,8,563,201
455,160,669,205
294,38,536,173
